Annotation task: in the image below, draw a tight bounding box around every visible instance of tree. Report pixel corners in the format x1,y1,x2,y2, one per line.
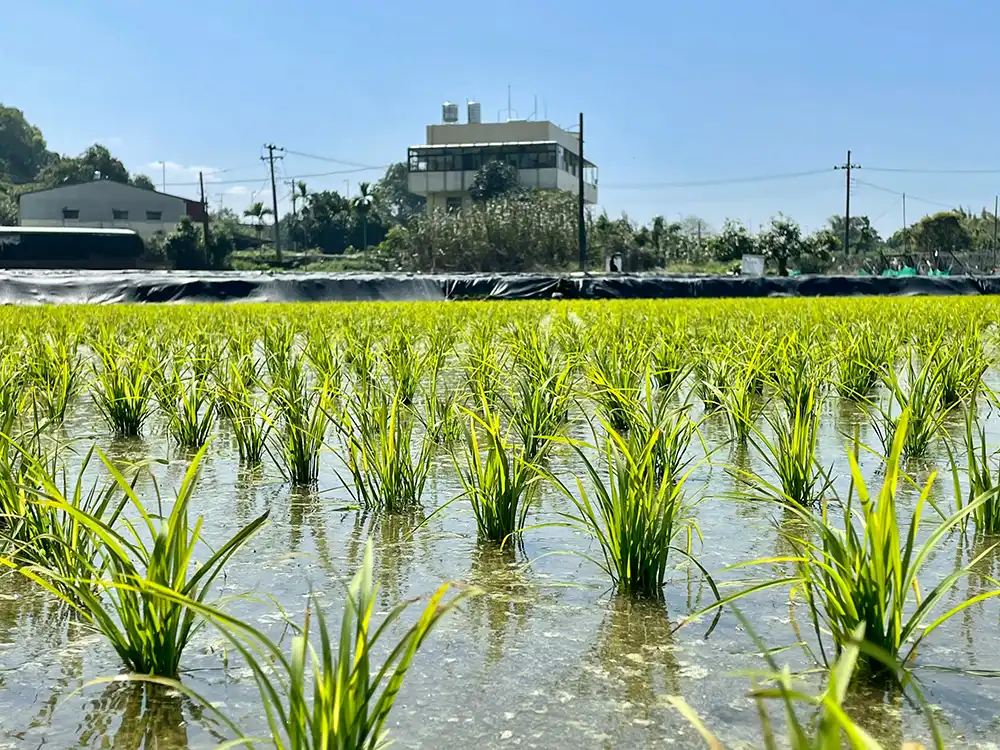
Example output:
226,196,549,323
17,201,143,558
352,181,375,253
298,190,352,254
162,216,232,270
373,163,424,226
707,220,756,262
912,211,972,256
826,215,881,254
758,214,805,276
470,160,522,203
129,173,157,191
36,144,129,187
243,201,273,240
0,105,53,184
0,188,16,226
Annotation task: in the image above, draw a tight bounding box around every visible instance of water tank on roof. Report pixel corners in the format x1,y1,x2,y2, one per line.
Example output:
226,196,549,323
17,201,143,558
442,101,459,123
467,100,482,124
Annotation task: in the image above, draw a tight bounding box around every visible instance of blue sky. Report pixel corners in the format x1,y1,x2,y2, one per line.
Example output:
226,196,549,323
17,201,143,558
4,0,1000,238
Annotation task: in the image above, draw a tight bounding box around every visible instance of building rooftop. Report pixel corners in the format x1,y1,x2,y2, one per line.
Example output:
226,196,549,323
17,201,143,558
0,226,141,237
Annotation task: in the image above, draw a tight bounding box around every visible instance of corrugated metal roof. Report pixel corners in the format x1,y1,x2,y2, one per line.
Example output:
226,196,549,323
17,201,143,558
1,226,141,237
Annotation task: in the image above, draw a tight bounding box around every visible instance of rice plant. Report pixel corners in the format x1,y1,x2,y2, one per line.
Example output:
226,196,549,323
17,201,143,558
336,387,434,512
272,360,331,485
24,333,84,422
550,423,709,599
585,340,643,434
870,348,950,458
147,540,476,750
165,374,217,449
10,445,268,677
711,345,769,444
0,443,128,607
458,400,545,546
784,411,1000,682
742,388,833,507
933,327,987,407
504,363,573,460
91,342,156,437
947,403,1000,535
835,321,895,401
668,621,941,749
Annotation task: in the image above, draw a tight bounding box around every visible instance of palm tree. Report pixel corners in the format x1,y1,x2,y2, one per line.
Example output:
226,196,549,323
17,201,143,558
352,182,374,253
243,201,273,241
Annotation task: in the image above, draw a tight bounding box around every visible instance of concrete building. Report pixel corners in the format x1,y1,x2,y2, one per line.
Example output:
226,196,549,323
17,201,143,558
407,101,598,212
18,179,207,241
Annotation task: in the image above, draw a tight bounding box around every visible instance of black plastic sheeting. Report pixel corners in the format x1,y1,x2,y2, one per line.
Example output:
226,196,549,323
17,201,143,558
0,269,999,304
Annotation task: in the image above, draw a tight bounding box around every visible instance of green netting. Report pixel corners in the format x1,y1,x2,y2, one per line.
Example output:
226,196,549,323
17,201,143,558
881,266,917,277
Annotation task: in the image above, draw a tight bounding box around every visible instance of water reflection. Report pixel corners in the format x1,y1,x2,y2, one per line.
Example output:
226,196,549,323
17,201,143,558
575,596,680,720
465,544,535,666
76,681,228,749
347,510,425,607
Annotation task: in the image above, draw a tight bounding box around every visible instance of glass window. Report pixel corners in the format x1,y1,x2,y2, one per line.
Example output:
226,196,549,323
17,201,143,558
62,208,79,220
146,210,162,221
112,209,129,220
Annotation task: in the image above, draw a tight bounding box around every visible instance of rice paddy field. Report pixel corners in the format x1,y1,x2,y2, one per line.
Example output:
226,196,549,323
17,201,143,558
5,298,1000,748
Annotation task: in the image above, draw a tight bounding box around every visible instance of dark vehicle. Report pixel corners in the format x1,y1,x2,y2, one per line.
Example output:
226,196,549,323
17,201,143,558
0,226,145,269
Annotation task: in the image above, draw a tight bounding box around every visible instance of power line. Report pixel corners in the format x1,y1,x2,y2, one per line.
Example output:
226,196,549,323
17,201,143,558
864,166,1000,175
600,168,833,190
164,165,387,188
853,178,955,210
283,149,388,171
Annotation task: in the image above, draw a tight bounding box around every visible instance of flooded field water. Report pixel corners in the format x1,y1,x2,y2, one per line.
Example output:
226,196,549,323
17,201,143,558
0,299,998,748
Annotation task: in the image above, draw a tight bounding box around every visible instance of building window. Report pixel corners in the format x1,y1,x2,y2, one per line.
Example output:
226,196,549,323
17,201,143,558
112,209,129,221
62,208,79,220
446,197,462,212
146,210,162,221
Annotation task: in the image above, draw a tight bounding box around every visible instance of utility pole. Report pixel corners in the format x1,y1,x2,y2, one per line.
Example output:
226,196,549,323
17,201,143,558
198,171,211,247
159,161,166,192
262,144,284,262
286,179,298,252
993,195,998,270
834,150,861,254
902,193,909,254
577,112,587,272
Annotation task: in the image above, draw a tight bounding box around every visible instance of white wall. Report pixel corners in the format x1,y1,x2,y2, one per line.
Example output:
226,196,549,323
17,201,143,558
19,181,192,241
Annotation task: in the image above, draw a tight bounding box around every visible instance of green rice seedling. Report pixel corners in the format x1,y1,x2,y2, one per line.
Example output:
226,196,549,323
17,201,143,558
425,388,463,445
711,346,769,444
263,320,298,383
166,374,217,449
10,446,268,678
932,326,987,407
650,318,690,391
272,361,331,485
463,322,506,408
304,327,339,382
626,383,704,485
458,399,545,546
772,331,828,419
742,387,833,507
585,338,643,433
381,327,429,405
695,354,735,414
783,411,1000,682
91,342,156,437
947,403,1000,535
668,621,941,749
144,540,475,750
870,348,950,458
550,423,709,599
835,321,896,401
504,363,574,461
336,387,434,512
217,370,273,465
0,444,128,607
24,333,84,423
